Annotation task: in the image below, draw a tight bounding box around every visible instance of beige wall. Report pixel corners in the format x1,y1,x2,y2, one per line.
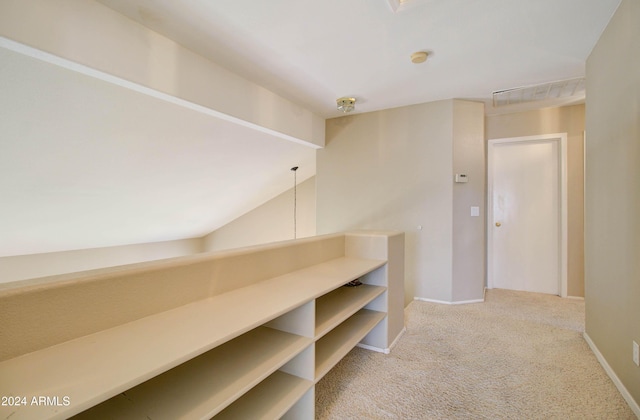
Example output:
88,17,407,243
452,101,486,302
317,99,485,304
584,0,640,409
204,176,316,252
0,238,204,284
486,104,585,297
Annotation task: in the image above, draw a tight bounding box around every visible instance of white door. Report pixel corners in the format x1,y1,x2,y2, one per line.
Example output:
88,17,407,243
488,134,567,296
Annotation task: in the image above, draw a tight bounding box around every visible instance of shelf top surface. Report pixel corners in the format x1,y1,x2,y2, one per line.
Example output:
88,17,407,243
0,256,385,419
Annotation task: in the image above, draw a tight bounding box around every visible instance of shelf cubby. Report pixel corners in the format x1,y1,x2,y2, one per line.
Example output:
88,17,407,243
315,309,386,381
215,371,313,420
315,284,386,339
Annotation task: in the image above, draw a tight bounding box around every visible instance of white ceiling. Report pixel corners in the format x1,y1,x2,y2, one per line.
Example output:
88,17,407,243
97,0,620,117
0,0,621,257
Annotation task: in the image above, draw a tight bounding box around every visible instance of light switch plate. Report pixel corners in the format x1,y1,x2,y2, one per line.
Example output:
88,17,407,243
455,174,468,183
471,206,480,217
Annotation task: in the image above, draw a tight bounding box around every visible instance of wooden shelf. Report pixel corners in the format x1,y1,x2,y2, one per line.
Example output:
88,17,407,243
315,309,386,381
72,327,312,419
0,256,384,420
315,284,386,339
215,371,313,420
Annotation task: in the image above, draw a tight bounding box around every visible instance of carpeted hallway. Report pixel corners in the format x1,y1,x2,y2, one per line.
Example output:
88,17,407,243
316,289,636,419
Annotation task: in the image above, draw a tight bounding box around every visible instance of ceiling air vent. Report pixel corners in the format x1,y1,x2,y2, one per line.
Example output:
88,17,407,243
492,77,585,107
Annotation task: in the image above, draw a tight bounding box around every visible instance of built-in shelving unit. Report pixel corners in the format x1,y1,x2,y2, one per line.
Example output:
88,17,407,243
0,231,405,420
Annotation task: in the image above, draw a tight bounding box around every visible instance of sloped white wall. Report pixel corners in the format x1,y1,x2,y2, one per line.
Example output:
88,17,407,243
203,177,316,252
0,176,318,284
0,238,203,284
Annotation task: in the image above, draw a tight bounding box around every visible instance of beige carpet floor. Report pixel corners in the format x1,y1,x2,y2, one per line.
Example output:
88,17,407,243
316,289,636,419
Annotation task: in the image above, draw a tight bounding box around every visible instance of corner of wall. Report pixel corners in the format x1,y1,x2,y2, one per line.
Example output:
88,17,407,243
451,100,486,302
584,0,640,407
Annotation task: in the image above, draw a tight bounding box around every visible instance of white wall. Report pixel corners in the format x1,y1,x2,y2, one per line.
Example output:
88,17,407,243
584,0,640,409
317,99,485,304
0,238,203,284
204,176,316,252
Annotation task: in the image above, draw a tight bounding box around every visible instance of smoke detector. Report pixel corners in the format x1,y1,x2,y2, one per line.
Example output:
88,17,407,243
411,51,428,64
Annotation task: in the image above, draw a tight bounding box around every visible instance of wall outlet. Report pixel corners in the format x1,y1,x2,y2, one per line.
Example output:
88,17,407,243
633,341,639,367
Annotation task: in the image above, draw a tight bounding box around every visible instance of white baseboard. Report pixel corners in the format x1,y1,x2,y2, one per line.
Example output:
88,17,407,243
357,327,406,354
583,332,640,417
388,326,406,351
357,343,388,353
414,297,484,305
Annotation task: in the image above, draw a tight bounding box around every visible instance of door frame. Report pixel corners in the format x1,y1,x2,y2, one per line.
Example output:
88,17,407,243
487,133,568,297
